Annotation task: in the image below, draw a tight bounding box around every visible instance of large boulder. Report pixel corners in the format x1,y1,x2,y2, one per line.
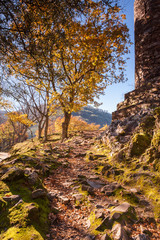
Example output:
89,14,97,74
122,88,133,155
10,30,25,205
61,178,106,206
101,183,121,196
111,202,137,224
1,167,24,182
129,133,151,157
31,189,47,199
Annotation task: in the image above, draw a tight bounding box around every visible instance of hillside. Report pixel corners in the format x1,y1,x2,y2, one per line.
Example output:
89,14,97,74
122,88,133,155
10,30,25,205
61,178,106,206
0,107,112,128
73,106,112,127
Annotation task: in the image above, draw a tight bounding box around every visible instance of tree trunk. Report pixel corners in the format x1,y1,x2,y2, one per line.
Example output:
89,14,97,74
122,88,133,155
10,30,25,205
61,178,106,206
44,113,49,142
62,111,71,141
38,123,43,139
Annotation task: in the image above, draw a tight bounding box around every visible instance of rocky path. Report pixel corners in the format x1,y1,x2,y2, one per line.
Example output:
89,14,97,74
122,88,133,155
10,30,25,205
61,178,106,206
44,133,160,240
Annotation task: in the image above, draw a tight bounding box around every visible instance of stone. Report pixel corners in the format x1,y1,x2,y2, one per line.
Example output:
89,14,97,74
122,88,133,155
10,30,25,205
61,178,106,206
111,223,129,240
96,204,104,209
111,202,131,213
31,189,46,199
86,180,105,189
102,167,124,178
112,212,121,220
96,217,113,231
62,181,74,187
27,171,40,185
134,0,160,89
101,183,121,196
26,203,39,221
13,199,23,208
129,133,151,157
130,188,138,193
3,195,21,203
86,219,91,228
72,194,83,201
100,233,111,240
47,190,59,199
133,234,150,240
81,184,94,195
84,235,95,240
58,196,70,204
95,210,105,219
111,202,136,224
1,167,24,181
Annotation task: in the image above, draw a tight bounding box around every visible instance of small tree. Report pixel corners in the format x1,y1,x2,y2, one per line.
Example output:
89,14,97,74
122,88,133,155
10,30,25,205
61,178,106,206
48,1,130,139
0,112,31,150
3,78,57,141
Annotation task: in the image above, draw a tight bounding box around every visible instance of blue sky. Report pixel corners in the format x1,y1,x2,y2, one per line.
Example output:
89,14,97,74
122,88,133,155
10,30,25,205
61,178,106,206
99,0,135,113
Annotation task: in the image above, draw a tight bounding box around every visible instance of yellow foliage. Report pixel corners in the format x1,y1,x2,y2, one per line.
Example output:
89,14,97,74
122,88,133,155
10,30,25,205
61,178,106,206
55,116,100,133
100,124,108,131
6,112,34,127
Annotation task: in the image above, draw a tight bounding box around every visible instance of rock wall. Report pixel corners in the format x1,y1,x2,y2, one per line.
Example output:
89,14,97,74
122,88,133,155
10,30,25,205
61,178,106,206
111,0,160,121
134,0,160,88
112,81,160,121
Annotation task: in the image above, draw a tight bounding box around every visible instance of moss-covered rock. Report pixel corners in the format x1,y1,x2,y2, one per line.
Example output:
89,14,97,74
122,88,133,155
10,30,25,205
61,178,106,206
130,133,151,157
1,226,44,240
140,115,155,131
1,167,24,182
152,129,160,150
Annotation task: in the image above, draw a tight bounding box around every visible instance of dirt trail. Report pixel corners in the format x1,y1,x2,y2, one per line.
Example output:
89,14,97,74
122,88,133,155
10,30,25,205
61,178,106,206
44,132,159,240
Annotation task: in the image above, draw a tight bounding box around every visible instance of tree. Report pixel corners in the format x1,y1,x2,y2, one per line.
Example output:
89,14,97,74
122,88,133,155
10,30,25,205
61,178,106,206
0,0,86,61
1,0,131,140
50,2,130,139
0,111,31,150
3,78,56,141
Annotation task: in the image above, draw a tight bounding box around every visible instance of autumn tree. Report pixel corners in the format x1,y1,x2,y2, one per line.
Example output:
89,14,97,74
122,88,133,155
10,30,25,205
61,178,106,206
49,1,130,139
0,114,30,151
4,78,56,141
1,0,130,140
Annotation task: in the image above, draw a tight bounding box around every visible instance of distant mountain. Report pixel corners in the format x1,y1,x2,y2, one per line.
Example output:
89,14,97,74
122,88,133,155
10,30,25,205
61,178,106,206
72,106,112,127
0,106,112,130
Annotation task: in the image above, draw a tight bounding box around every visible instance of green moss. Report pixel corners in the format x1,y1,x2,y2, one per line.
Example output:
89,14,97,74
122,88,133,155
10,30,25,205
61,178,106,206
140,116,155,130
9,202,30,227
0,177,49,238
153,159,160,171
152,129,160,150
78,186,89,197
130,133,151,157
0,181,10,196
114,189,139,205
88,211,103,235
154,107,160,118
94,165,104,174
1,226,43,240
